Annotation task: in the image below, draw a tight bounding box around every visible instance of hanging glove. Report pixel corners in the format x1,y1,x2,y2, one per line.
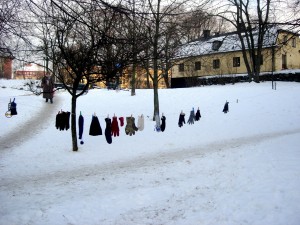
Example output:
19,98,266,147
178,112,185,127
111,116,120,137
187,109,195,125
125,117,136,136
137,114,144,131
195,108,201,121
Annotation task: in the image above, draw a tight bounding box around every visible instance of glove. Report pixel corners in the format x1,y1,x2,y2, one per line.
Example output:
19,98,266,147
187,109,195,124
111,116,120,137
178,113,185,127
195,109,201,121
125,117,136,136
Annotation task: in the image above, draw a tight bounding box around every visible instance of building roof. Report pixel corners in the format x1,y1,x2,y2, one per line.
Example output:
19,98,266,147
175,26,280,59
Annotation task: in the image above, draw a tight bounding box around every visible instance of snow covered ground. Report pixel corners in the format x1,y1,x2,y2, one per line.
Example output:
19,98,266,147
0,79,300,225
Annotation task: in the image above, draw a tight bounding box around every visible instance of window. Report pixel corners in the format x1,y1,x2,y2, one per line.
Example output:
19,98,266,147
213,59,220,69
292,38,296,48
282,54,287,69
233,57,240,67
195,61,201,70
178,63,184,72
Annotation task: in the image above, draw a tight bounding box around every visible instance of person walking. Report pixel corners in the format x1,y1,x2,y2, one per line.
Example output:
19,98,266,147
41,73,54,103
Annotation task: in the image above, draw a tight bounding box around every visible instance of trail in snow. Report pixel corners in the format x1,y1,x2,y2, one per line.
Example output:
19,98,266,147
2,126,300,191
0,95,61,151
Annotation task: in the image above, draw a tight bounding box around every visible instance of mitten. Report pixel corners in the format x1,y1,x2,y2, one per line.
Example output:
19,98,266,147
89,115,102,136
195,108,201,121
178,112,185,127
105,118,112,144
187,109,195,124
111,116,120,137
125,117,134,136
137,114,144,131
132,117,138,132
119,117,124,126
160,115,166,132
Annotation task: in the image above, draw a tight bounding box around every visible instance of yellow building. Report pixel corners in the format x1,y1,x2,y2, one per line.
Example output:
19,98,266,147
171,27,300,87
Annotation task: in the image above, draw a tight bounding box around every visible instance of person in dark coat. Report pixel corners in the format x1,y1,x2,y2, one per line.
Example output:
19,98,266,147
41,73,54,103
223,101,229,113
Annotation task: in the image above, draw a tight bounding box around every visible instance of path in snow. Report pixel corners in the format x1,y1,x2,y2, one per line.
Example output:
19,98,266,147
2,126,300,191
0,95,62,151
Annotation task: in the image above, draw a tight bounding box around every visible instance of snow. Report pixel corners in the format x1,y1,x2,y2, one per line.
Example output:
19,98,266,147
1,79,300,225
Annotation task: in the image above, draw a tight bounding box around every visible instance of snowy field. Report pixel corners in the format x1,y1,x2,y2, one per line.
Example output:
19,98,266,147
0,79,300,225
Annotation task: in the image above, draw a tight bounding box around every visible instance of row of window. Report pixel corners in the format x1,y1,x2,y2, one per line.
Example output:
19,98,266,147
178,56,263,72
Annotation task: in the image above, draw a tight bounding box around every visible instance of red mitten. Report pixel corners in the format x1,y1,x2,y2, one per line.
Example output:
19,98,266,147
111,116,119,137
119,117,124,127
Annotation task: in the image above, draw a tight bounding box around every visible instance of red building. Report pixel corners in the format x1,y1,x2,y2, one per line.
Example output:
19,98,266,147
14,63,45,80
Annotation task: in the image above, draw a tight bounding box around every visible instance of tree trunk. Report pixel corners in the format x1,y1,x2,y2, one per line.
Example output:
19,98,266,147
71,95,78,151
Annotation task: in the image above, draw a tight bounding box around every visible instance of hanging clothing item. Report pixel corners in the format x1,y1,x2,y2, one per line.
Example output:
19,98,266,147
89,115,102,136
125,116,138,136
187,108,195,125
10,98,17,116
55,111,70,131
119,117,124,127
195,108,201,121
160,115,166,132
111,116,120,137
154,114,160,132
78,114,84,140
178,112,185,128
223,101,229,113
137,114,144,131
105,118,112,144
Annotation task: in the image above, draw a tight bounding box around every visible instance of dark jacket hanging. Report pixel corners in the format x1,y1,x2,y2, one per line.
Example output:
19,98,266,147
89,115,102,136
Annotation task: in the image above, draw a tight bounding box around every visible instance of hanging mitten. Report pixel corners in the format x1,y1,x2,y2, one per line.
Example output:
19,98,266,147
187,109,195,125
111,116,120,137
119,117,124,126
132,117,139,132
105,118,112,144
155,113,161,132
178,112,185,127
161,115,166,132
89,115,102,136
78,114,84,141
10,98,17,115
138,114,144,131
56,112,62,130
195,108,201,121
125,116,134,136
223,101,229,113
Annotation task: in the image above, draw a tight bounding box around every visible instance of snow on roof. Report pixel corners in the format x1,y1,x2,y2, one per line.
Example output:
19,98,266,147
175,26,279,59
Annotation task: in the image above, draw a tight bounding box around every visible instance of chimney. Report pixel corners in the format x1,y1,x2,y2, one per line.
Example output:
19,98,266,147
203,30,210,39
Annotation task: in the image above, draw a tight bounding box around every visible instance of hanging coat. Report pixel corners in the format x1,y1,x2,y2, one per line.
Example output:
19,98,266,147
89,115,102,136
105,118,112,144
